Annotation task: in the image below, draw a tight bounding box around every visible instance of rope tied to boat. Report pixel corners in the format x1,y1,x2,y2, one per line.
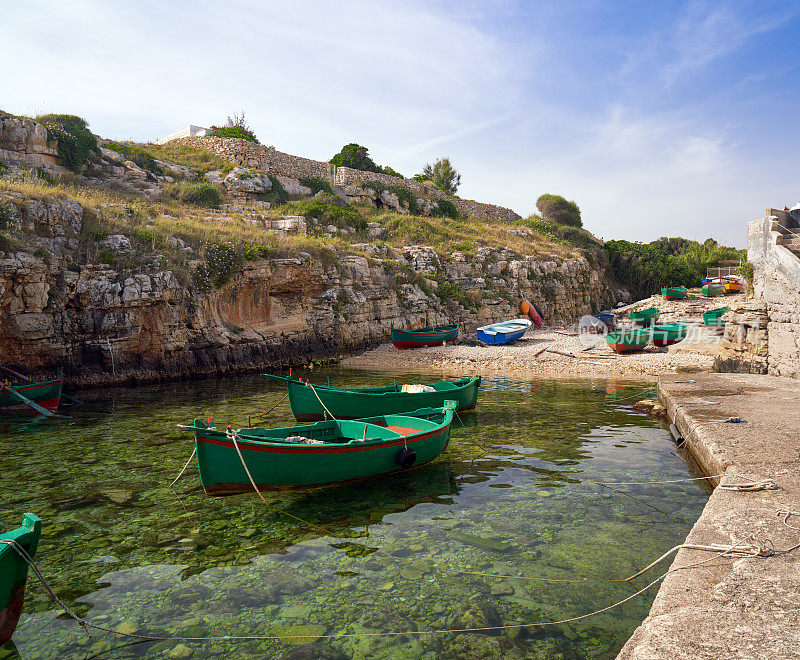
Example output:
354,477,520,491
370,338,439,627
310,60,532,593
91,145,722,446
306,382,337,420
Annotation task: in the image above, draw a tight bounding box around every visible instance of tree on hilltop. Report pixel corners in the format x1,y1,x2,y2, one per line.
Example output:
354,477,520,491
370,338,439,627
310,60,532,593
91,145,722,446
536,194,582,227
329,143,403,178
414,157,461,195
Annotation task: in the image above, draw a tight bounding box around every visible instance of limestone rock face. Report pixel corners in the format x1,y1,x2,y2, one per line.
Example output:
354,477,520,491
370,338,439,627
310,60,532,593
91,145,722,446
223,167,272,195
0,191,617,386
0,117,65,175
275,176,312,197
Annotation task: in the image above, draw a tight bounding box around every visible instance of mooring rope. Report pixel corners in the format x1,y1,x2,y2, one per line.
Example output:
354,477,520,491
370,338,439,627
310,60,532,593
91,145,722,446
169,447,197,487
593,473,779,491
250,393,289,422
226,428,331,535
306,382,337,420
4,511,798,645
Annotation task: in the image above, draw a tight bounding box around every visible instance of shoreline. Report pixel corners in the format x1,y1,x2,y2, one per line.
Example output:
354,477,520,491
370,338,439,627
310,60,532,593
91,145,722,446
618,373,800,658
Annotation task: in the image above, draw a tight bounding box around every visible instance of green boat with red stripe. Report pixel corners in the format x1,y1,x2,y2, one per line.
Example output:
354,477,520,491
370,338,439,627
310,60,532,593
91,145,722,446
0,379,62,414
390,323,459,349
265,374,480,422
182,402,457,493
1,514,42,645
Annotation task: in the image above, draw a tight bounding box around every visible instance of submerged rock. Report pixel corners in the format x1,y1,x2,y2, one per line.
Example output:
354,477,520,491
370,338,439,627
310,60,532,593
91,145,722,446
450,532,515,553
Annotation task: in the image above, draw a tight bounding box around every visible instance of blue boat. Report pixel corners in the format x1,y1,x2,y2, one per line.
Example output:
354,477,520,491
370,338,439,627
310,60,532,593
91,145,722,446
476,318,532,345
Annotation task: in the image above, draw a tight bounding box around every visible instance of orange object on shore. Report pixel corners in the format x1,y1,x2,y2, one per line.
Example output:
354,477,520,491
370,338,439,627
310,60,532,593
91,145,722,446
520,300,543,327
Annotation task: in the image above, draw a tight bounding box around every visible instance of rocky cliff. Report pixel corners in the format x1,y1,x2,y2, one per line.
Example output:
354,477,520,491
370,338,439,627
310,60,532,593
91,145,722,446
0,193,617,386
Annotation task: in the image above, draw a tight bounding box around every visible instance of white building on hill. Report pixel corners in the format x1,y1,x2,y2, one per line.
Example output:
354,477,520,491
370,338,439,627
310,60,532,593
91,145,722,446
156,117,235,144
155,125,213,144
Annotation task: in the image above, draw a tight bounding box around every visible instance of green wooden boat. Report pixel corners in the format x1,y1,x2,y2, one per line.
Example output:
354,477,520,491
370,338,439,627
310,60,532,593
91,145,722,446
1,514,42,645
701,282,725,297
265,374,481,422
661,286,688,299
652,322,688,347
0,378,62,414
629,307,661,325
182,402,457,493
606,327,652,353
391,324,459,349
703,307,728,326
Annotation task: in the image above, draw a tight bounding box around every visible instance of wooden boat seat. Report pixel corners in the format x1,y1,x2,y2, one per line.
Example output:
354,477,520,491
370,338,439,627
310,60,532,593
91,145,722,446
377,424,421,435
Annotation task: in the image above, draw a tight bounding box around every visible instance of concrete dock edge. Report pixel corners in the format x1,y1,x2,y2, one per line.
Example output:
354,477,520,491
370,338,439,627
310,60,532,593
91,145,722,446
617,373,800,659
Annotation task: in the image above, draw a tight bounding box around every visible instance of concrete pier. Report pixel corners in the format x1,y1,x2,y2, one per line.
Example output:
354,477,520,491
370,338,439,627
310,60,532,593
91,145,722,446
618,373,800,659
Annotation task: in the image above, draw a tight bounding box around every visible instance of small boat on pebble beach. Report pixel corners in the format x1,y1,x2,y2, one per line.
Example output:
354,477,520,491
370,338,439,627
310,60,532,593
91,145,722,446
629,308,661,325
390,324,459,349
703,307,728,326
476,318,532,345
701,282,725,297
652,322,688,347
606,327,652,353
661,286,688,299
181,402,457,492
0,514,42,645
264,374,481,421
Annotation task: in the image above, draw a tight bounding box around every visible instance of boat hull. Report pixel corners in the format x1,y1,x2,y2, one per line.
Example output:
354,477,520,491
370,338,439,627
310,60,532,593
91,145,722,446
701,284,725,297
390,324,459,349
629,308,660,325
652,323,688,347
0,514,42,645
703,307,728,326
477,328,527,345
269,375,481,422
661,287,688,299
192,410,454,491
0,379,62,413
724,282,742,293
606,329,651,353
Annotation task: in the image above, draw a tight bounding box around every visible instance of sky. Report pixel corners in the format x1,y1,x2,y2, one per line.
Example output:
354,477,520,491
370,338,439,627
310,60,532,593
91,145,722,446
3,0,800,247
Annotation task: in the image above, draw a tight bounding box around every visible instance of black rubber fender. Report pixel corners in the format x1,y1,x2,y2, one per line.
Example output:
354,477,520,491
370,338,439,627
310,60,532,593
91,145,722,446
669,423,684,444
395,447,416,469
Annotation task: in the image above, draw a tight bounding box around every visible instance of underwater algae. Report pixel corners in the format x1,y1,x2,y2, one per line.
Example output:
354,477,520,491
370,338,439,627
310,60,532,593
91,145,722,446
0,371,707,659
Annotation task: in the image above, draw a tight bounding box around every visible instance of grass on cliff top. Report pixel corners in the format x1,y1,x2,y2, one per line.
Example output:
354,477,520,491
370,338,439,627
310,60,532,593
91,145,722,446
354,206,577,259
102,140,233,175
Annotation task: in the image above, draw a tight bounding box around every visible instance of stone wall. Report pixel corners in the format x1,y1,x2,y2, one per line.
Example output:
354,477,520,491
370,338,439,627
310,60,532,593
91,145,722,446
713,302,769,374
169,137,521,222
0,192,614,387
742,213,800,378
0,117,66,175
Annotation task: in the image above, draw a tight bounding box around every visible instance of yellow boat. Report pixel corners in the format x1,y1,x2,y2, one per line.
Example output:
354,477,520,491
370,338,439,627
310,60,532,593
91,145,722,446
723,280,742,293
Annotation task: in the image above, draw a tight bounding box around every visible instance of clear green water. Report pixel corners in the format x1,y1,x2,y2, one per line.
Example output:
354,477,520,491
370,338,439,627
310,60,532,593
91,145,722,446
0,370,708,659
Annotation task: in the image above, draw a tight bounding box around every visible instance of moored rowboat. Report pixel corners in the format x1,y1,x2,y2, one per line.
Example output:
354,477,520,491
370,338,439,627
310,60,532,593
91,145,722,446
1,514,42,645
264,374,480,422
390,324,459,349
476,318,532,345
652,322,688,347
723,280,743,293
606,327,652,353
661,286,688,299
182,403,457,492
0,379,62,414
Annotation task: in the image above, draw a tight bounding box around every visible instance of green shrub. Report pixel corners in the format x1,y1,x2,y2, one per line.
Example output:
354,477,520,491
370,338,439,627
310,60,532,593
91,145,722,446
103,141,164,174
603,237,746,298
164,182,223,208
430,199,458,219
536,194,582,227
300,177,333,195
35,114,98,173
0,201,14,230
362,180,420,215
209,126,259,143
283,194,367,232
243,244,274,260
195,242,243,289
330,143,402,177
258,175,287,205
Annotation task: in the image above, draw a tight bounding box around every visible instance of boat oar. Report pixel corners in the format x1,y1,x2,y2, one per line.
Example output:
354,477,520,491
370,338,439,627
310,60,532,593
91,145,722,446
0,383,62,417
60,392,85,406
0,364,30,381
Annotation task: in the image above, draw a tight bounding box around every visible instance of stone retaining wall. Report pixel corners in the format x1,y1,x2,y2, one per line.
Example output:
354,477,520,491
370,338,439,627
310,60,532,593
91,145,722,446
744,212,800,378
169,137,520,222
